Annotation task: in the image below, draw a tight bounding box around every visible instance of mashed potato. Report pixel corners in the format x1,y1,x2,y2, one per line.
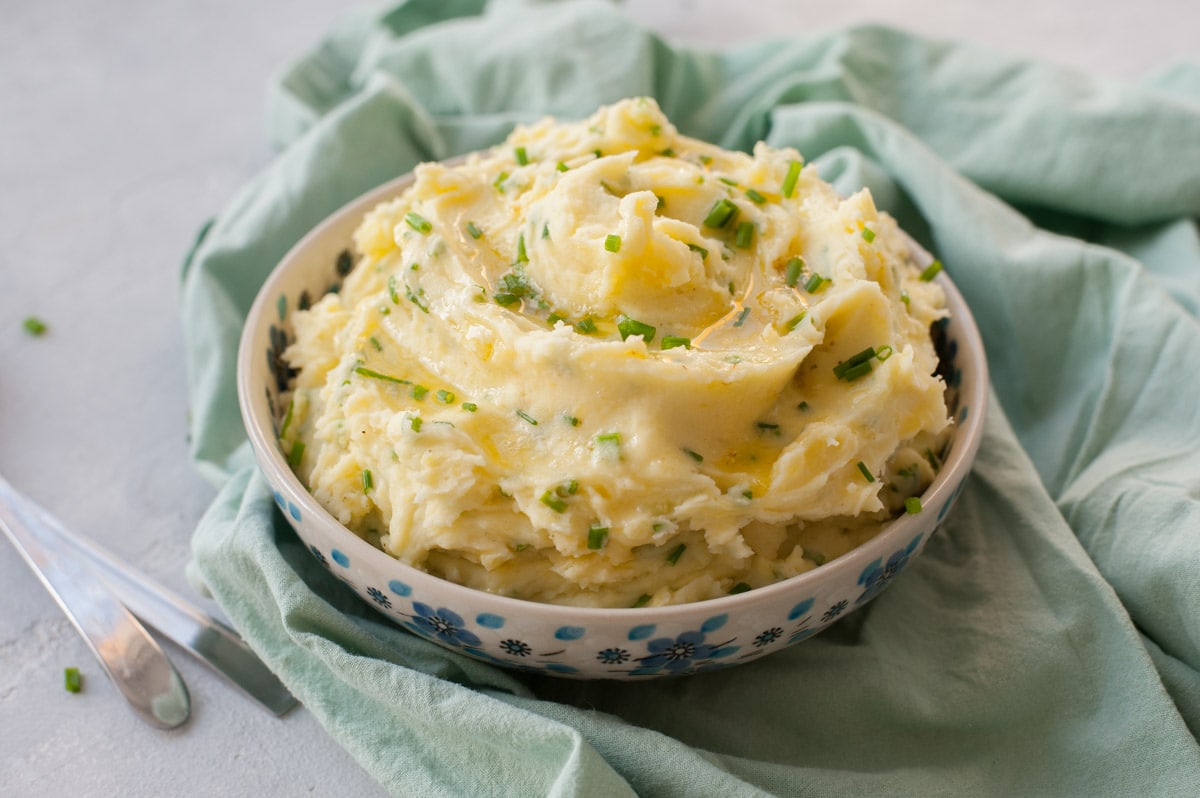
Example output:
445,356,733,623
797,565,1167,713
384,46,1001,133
282,98,950,608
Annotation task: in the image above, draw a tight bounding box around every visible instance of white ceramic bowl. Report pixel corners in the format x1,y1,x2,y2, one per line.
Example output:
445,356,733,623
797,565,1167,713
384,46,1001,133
237,170,988,679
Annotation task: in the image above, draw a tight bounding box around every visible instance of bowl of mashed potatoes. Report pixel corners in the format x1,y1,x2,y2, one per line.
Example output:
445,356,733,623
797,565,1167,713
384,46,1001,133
238,98,987,678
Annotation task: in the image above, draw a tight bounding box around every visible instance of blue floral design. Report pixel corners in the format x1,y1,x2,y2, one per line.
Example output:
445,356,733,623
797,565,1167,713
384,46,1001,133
366,586,391,609
632,629,739,675
821,600,848,623
408,603,482,648
499,639,532,657
596,647,630,665
753,627,783,648
855,533,923,605
308,545,328,569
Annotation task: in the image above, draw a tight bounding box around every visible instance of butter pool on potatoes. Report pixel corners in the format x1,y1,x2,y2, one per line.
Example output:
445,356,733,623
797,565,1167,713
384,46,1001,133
282,97,950,608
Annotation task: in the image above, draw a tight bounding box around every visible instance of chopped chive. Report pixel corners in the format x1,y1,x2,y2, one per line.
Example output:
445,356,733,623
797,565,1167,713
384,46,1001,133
387,275,401,304
22,316,48,336
876,345,894,362
368,336,382,351
435,389,456,404
593,149,603,158
703,198,739,228
556,161,569,172
687,243,709,259
355,366,410,385
631,594,652,608
410,415,423,432
784,257,804,287
587,525,609,550
279,399,296,440
735,221,755,249
698,155,713,165
514,146,529,165
516,233,528,263
513,542,529,551
785,312,807,331
617,315,656,343
666,543,686,565
756,421,780,434
494,293,520,307
808,550,827,566
781,160,802,198
683,448,704,462
857,461,875,482
412,384,429,400
287,441,305,467
920,260,943,281
406,285,429,313
861,227,875,243
540,490,568,513
656,195,666,210
733,307,751,327
596,431,621,445
575,317,597,334
649,123,662,136
604,234,622,253
493,171,509,191
658,148,676,157
461,402,478,412
362,469,374,493
834,347,878,381
542,222,550,239
558,479,579,496
905,497,924,514
719,176,738,187
404,211,432,234
465,221,484,239
803,273,828,293
336,249,354,276
901,291,911,306
64,667,81,693
516,409,538,426
547,313,565,326
563,414,581,426
729,582,752,595
595,431,621,461
745,188,767,204
797,400,810,411
661,335,691,350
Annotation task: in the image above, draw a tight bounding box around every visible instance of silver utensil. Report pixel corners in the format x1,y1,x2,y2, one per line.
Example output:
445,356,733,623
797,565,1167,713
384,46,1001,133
1,474,298,717
0,473,191,730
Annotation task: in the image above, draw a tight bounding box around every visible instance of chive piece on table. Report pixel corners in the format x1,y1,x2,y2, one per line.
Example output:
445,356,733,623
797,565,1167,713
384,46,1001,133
22,316,48,336
64,667,82,693
575,317,597,335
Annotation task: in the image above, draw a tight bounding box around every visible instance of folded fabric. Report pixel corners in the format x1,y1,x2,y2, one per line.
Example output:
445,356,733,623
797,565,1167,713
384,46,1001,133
180,2,1200,795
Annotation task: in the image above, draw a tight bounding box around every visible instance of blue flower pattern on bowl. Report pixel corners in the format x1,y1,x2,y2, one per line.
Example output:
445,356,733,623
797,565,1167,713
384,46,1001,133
855,533,923,606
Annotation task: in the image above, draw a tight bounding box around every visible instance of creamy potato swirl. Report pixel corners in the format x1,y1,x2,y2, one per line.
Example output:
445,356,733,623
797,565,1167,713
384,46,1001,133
283,98,950,607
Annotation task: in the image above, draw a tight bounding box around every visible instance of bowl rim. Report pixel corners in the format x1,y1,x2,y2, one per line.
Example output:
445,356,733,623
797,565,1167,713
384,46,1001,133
236,169,990,622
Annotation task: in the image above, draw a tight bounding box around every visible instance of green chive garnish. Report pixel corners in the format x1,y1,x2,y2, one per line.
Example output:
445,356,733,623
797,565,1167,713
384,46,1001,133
493,171,509,191
412,384,429,400
604,234,622,253
861,227,875,243
703,198,739,228
756,422,780,434
719,177,738,187
515,146,529,165
279,399,296,440
516,233,529,263
22,316,48,336
905,497,923,514
587,525,609,549
856,461,875,483
516,410,538,426
387,275,401,304
575,317,597,334
733,308,751,327
435,389,455,404
542,222,550,239
745,188,767,204
595,432,621,461
355,366,410,385
920,260,943,281
556,161,569,172
406,285,429,313
833,347,877,381
666,543,686,565
287,441,305,467
461,402,478,412
797,401,810,411
699,155,713,165
661,335,691,350
785,257,804,287
803,273,828,293
405,211,432,234
683,448,703,462
729,582,752,595
368,336,382,352
465,221,484,239
876,345,894,362
541,490,568,513
410,415,423,432
735,221,754,249
785,312,807,331
687,243,709,259
781,160,802,198
64,667,82,693
362,469,374,493
617,315,656,343
494,293,520,307
901,291,911,306
632,594,652,608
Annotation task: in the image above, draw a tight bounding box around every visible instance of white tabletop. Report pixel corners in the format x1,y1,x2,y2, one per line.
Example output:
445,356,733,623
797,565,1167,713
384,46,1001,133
1,1,1194,795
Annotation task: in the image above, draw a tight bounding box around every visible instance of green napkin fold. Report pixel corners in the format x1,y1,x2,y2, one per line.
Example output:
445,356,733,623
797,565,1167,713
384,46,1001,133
180,2,1200,795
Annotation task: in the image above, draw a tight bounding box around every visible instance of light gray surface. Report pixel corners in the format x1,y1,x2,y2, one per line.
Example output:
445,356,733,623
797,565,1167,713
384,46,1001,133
0,1,1194,795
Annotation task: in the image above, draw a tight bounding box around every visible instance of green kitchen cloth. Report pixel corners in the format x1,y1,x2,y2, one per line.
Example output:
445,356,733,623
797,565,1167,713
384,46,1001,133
180,2,1200,795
